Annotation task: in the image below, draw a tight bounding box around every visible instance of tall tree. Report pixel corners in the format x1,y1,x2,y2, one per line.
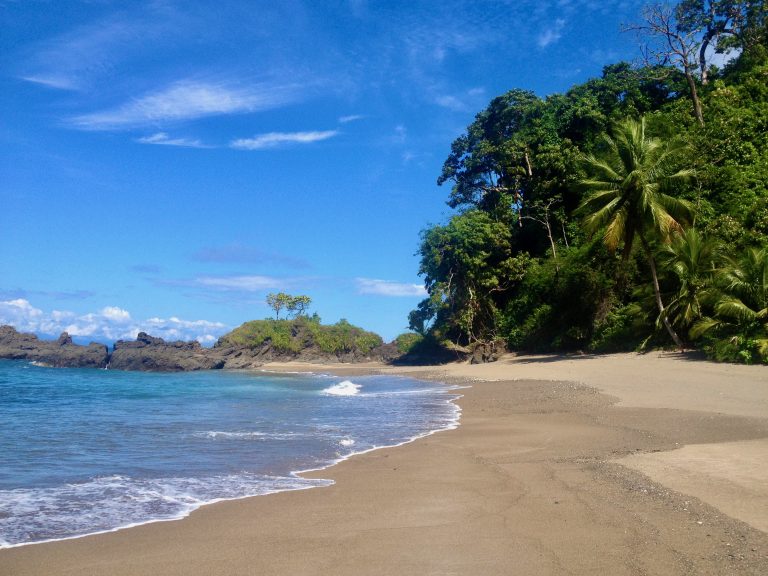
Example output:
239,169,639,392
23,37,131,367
577,117,695,347
625,3,706,125
676,0,743,84
678,1,768,73
437,89,545,213
414,210,527,344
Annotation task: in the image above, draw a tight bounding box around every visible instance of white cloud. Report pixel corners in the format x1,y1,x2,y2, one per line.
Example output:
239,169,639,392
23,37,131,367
537,18,566,48
338,114,365,124
100,306,131,322
0,299,44,325
356,278,427,297
70,80,298,130
136,132,209,148
230,130,339,150
0,299,227,344
194,275,287,291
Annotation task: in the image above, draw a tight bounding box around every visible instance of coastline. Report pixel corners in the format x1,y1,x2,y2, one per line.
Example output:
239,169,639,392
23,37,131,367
2,352,768,575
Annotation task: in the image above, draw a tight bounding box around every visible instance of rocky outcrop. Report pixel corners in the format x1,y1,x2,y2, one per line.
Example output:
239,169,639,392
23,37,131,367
0,325,109,368
109,332,226,372
0,324,414,372
210,337,402,369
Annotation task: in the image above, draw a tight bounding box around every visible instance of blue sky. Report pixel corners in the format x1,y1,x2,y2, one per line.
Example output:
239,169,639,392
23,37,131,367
1,0,646,344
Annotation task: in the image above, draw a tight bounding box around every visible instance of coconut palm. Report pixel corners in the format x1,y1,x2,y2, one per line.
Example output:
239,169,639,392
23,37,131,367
577,117,695,348
691,246,768,360
657,228,720,331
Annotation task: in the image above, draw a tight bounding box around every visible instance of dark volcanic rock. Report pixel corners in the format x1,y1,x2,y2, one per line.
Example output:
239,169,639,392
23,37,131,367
109,332,226,372
0,325,109,368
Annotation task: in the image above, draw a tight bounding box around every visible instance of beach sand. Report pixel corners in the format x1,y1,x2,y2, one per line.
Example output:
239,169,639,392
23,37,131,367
2,351,767,575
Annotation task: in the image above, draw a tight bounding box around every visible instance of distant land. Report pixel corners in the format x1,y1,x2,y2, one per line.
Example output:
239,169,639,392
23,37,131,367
0,319,409,372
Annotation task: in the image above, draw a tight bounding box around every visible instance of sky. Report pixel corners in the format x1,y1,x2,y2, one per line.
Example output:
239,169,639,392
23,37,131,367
1,0,647,345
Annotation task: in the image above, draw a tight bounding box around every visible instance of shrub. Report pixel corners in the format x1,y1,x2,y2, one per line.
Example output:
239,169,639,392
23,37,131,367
394,332,424,354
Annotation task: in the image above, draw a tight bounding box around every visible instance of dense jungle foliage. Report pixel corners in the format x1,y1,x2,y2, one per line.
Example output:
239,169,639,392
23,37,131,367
408,0,768,363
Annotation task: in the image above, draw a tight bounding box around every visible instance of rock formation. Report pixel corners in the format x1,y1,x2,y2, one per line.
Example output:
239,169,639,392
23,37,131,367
0,325,109,368
0,324,411,372
109,332,225,372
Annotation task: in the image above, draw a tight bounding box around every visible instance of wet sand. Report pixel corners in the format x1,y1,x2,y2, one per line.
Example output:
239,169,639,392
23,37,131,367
2,352,767,575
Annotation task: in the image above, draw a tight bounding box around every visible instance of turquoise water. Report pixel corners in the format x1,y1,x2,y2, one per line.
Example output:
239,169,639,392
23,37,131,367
0,360,460,547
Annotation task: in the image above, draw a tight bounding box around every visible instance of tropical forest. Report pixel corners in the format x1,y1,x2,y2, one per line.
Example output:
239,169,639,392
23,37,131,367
406,0,768,364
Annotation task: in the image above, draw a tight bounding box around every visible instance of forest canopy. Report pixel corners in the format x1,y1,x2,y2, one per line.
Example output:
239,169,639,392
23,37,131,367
409,0,768,364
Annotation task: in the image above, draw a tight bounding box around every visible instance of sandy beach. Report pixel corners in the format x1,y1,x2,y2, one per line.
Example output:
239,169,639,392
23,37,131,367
2,351,767,575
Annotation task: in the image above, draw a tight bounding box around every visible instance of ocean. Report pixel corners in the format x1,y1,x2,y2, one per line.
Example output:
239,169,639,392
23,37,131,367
0,359,460,547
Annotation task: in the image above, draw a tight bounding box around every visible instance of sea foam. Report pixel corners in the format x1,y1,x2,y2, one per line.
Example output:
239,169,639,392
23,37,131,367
321,380,361,396
193,431,301,440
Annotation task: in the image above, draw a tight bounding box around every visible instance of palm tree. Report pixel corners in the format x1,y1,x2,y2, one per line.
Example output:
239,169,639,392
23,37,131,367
691,246,768,360
657,228,720,332
577,117,695,348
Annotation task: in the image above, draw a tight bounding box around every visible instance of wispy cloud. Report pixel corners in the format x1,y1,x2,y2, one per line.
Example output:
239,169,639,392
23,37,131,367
537,18,566,48
21,74,80,91
70,80,299,130
338,114,365,124
356,278,427,297
230,130,339,150
193,243,309,269
136,132,209,148
193,275,290,291
18,7,185,92
0,299,228,344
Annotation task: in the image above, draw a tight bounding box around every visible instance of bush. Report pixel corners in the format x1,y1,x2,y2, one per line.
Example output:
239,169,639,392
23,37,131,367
700,336,767,365
217,319,301,353
589,303,650,352
394,332,424,354
501,243,617,351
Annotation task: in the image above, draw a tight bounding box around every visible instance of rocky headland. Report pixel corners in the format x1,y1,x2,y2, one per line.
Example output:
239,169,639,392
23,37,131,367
0,323,403,372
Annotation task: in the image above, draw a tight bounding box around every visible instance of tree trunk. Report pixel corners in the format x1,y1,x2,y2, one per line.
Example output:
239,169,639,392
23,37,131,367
561,219,569,248
524,150,533,177
699,32,714,85
544,218,559,271
684,69,705,126
640,235,685,349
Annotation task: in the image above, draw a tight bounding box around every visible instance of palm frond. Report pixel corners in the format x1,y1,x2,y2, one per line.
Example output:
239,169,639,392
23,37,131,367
690,316,721,339
604,206,629,251
715,296,757,323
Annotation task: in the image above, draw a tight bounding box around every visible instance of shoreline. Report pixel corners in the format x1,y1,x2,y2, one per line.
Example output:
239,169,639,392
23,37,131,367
2,352,768,575
0,369,461,551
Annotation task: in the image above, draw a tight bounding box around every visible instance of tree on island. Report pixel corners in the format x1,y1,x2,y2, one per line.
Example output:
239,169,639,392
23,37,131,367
287,295,312,318
266,292,312,319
